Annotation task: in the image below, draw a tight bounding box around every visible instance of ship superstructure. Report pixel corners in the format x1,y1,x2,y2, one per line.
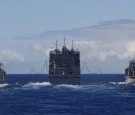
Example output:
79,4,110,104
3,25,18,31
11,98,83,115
125,58,135,83
0,63,6,83
49,39,80,77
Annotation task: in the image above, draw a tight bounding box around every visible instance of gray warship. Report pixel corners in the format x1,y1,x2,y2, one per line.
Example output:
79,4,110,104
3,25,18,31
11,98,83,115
49,39,80,78
0,63,6,83
125,58,135,83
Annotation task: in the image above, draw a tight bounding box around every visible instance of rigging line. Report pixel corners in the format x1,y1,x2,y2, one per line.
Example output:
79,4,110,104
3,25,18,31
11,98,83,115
29,59,47,74
84,61,91,74
81,61,85,72
29,69,32,74
96,68,102,74
45,60,49,72
83,61,103,74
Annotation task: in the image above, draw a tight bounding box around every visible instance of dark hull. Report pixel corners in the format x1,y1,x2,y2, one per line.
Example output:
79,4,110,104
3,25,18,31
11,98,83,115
0,76,5,83
49,76,80,85
49,40,80,78
0,63,6,83
125,59,135,83
48,74,80,77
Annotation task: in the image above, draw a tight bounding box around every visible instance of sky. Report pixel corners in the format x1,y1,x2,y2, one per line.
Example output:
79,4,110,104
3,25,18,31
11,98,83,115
0,0,135,74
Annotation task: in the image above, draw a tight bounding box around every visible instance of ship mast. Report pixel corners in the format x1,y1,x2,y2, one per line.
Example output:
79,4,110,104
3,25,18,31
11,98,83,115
133,53,135,62
64,37,65,47
56,39,57,50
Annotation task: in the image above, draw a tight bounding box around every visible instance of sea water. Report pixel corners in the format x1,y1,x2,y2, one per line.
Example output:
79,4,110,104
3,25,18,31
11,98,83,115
0,74,135,115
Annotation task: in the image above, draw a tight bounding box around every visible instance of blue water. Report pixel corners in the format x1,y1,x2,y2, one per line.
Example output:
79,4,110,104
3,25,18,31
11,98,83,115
0,74,135,115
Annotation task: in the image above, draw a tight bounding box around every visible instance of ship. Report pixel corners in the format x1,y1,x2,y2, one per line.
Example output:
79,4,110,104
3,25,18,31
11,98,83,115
0,63,6,83
125,58,135,84
49,39,80,78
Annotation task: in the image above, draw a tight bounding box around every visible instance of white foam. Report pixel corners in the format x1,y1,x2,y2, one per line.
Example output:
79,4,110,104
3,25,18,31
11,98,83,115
0,83,9,88
110,82,126,85
23,82,52,89
56,84,82,90
55,84,106,91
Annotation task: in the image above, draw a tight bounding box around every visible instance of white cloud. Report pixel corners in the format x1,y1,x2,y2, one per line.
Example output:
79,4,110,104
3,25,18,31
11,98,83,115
75,39,135,62
31,43,45,53
75,40,100,48
10,19,135,73
1,50,25,62
126,41,135,53
32,44,42,51
30,43,51,58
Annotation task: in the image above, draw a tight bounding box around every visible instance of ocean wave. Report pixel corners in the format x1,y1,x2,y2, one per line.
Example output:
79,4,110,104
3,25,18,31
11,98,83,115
54,84,108,92
56,84,82,90
0,82,23,89
0,83,9,88
110,82,126,85
23,82,52,89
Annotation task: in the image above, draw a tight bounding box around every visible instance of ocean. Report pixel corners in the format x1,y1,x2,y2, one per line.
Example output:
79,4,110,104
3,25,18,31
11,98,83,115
0,74,135,115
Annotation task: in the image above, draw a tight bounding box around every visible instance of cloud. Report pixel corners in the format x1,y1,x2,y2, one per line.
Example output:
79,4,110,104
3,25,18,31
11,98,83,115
11,19,135,73
75,39,135,62
30,43,49,56
31,43,44,52
1,50,25,62
126,41,135,53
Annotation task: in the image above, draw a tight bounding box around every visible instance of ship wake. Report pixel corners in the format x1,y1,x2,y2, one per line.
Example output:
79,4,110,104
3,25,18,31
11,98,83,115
0,83,9,88
23,82,52,89
1,81,135,91
110,82,126,85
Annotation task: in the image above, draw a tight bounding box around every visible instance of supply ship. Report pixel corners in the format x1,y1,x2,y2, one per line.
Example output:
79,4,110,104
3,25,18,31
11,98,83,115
0,63,6,83
125,58,135,84
49,39,80,78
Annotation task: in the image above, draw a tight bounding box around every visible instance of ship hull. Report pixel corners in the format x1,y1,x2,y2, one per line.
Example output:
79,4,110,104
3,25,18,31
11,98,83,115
49,40,80,78
0,63,6,83
49,76,80,85
48,75,80,77
125,76,135,84
0,75,5,83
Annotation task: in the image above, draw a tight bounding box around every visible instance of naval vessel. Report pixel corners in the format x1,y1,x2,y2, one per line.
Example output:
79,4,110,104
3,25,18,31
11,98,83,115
0,63,6,83
125,58,135,83
49,39,80,77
